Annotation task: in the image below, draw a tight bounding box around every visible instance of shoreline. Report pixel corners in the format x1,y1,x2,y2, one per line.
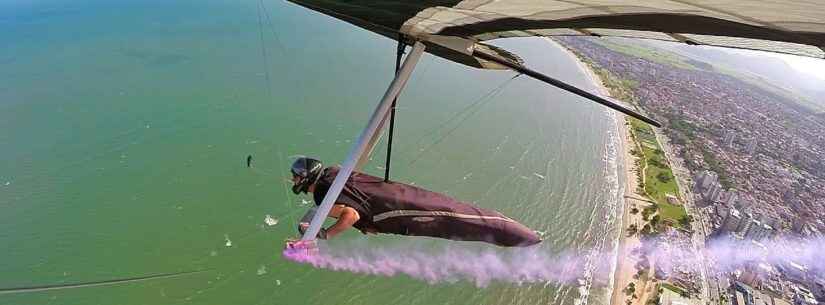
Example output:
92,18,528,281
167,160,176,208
552,39,646,305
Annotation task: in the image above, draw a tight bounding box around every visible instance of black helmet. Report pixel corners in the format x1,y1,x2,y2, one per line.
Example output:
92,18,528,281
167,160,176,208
290,157,323,194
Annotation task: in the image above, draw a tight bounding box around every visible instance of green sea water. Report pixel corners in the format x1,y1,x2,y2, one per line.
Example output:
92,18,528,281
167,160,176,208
1,1,623,304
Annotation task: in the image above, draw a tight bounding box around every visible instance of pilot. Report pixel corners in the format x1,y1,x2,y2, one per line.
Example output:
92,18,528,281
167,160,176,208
289,157,540,247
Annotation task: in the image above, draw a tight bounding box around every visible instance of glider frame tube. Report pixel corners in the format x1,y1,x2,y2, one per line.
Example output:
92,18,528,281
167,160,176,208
301,41,426,241
472,49,662,127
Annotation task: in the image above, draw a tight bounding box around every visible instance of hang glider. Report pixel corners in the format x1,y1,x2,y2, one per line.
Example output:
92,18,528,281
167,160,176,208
288,0,825,64
284,0,825,243
286,0,825,128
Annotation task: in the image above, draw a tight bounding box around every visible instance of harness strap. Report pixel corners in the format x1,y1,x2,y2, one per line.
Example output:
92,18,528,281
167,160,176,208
373,210,515,223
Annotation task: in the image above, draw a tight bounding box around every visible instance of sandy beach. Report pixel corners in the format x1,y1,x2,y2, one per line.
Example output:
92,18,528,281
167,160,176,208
553,39,650,305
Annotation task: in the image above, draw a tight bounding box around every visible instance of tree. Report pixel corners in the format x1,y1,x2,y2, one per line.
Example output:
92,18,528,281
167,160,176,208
627,224,638,236
630,207,640,214
654,149,664,155
651,215,661,228
656,171,672,183
625,283,636,296
635,268,647,280
642,206,656,220
679,217,691,228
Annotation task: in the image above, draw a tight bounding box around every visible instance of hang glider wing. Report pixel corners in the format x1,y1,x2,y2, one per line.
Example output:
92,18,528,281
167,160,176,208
287,0,824,127
288,0,825,68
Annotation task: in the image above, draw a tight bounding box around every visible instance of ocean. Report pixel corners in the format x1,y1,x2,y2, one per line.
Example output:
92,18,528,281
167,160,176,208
0,0,622,304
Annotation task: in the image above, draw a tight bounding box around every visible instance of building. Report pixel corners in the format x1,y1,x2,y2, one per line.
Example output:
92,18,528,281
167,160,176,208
739,268,761,287
759,215,778,229
780,261,809,283
707,183,723,203
810,279,825,301
698,182,725,205
716,205,730,219
774,297,792,305
725,131,736,148
733,291,748,305
698,170,719,190
726,191,740,207
744,219,774,241
732,283,754,305
733,282,794,305
660,285,698,305
722,208,745,234
746,138,758,155
793,286,818,305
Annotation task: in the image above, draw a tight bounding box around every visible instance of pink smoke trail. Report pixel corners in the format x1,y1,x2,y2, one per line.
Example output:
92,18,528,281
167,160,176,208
625,235,825,279
283,236,825,287
283,241,586,287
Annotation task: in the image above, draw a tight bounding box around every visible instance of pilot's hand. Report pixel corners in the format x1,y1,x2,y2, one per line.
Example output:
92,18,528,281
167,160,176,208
298,223,328,240
284,239,318,256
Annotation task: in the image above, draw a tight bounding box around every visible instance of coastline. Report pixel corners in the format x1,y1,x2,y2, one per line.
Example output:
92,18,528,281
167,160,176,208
552,39,646,305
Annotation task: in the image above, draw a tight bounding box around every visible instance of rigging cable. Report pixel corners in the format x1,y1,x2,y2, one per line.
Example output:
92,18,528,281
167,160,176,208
0,270,211,295
408,73,522,151
383,38,406,182
258,0,287,54
407,73,522,165
256,0,274,101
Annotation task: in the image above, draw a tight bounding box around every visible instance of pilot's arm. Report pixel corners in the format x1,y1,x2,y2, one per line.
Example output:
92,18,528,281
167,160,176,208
324,204,360,239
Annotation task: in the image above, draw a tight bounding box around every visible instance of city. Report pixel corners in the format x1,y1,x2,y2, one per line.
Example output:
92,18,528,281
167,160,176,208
557,37,825,305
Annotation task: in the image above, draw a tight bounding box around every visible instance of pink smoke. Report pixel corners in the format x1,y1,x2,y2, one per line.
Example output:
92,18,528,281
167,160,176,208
283,241,586,287
283,237,825,287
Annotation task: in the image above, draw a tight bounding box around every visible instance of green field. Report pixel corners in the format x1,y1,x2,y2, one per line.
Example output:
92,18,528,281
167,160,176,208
591,40,702,70
659,202,688,223
629,117,688,227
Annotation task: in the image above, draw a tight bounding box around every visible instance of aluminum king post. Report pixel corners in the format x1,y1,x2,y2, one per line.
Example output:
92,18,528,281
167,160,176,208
300,41,426,241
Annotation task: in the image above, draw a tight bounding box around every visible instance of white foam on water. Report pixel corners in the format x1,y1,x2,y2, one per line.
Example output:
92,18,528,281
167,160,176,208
576,110,623,305
265,214,279,226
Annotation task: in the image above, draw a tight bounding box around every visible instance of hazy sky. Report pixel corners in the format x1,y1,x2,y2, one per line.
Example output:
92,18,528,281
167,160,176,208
780,55,825,81
725,48,825,81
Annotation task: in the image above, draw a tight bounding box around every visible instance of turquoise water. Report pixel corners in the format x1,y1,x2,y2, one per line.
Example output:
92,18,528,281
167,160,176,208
1,1,621,304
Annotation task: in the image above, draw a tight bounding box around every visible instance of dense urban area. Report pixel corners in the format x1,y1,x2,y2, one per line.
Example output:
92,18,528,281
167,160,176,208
557,37,824,305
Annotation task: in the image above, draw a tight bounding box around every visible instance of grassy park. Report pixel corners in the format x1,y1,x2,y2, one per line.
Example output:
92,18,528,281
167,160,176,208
628,117,688,228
